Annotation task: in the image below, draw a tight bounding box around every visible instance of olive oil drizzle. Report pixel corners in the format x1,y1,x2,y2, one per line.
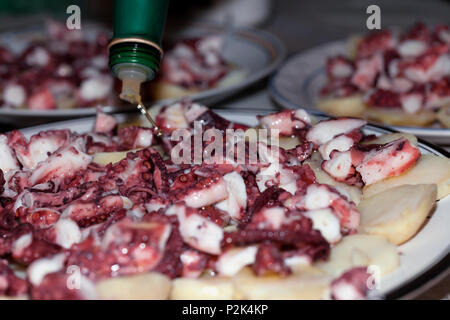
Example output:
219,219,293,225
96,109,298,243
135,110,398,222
136,99,163,137
119,77,162,136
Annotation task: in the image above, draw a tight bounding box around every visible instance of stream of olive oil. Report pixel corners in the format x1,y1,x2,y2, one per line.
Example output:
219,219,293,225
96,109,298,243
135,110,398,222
120,77,162,136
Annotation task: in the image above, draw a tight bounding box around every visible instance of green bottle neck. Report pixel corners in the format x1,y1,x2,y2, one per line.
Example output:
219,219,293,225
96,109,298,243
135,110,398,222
109,0,169,81
109,41,161,81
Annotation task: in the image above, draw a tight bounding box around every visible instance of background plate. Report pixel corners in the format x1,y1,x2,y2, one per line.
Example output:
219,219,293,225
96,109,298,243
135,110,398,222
269,40,450,146
0,22,285,124
18,108,450,300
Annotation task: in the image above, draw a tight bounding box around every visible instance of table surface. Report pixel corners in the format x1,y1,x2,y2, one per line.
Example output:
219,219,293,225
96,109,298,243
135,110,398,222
0,0,449,299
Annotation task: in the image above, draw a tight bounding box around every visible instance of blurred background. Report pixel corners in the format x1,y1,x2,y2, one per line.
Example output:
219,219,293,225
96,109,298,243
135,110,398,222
0,0,449,54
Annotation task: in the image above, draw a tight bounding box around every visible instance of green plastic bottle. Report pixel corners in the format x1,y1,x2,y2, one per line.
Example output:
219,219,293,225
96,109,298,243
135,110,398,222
108,0,169,103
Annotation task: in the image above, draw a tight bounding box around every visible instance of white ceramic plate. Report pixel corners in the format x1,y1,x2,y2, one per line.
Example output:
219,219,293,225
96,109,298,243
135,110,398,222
0,22,285,124
268,40,450,146
18,109,450,299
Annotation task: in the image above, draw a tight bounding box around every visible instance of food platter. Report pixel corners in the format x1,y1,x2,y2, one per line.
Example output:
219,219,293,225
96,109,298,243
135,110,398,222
0,22,285,124
269,40,450,146
17,108,450,299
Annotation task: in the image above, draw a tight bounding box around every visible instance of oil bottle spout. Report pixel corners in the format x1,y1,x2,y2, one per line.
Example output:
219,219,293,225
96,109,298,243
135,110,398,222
116,65,148,104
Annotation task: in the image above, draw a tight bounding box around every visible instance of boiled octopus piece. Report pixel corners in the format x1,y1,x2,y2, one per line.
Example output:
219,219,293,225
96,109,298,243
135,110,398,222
257,109,312,136
330,267,372,300
306,118,367,146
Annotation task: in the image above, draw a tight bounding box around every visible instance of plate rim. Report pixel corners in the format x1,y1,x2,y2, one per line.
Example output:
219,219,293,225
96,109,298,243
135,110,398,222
15,109,450,300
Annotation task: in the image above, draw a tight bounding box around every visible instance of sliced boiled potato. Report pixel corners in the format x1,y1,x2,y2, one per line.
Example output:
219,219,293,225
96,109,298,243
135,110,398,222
304,151,362,204
317,234,399,278
233,267,331,300
170,277,234,300
150,81,200,101
279,136,301,150
95,272,171,300
365,107,436,127
437,106,450,128
361,132,418,147
93,150,134,165
93,145,167,165
0,295,28,300
246,130,307,150
317,95,366,118
358,184,437,244
363,154,450,200
244,127,259,144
